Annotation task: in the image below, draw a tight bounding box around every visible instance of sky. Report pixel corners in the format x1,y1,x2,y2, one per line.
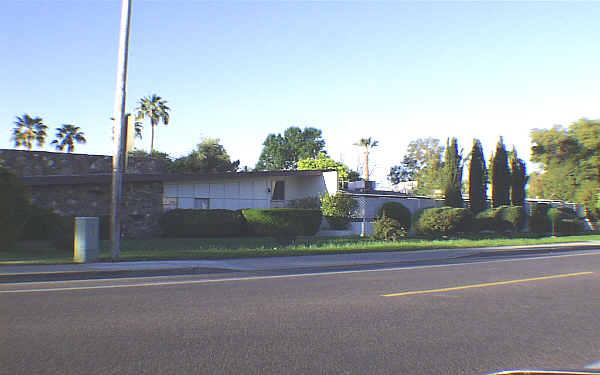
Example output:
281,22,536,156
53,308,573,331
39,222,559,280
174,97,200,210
2,1,600,187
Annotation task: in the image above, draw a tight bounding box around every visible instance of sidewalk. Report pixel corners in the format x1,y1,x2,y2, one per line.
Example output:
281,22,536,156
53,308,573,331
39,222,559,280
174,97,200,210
1,241,599,283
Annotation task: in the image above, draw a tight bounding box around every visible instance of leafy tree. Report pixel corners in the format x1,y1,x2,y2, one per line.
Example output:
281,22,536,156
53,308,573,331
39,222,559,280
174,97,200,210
11,114,48,150
298,153,359,188
256,127,326,170
531,118,600,215
509,147,528,206
51,124,87,153
443,138,463,207
388,137,445,196
135,94,170,152
468,139,487,213
353,137,379,181
172,138,239,173
491,137,511,207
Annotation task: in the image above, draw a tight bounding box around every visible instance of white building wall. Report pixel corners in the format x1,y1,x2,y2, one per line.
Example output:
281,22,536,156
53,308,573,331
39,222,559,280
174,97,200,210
163,173,333,211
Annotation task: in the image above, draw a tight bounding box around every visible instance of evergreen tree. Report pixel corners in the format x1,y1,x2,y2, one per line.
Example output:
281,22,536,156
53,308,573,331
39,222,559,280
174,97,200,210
491,137,511,207
510,147,528,206
443,138,463,207
468,139,487,213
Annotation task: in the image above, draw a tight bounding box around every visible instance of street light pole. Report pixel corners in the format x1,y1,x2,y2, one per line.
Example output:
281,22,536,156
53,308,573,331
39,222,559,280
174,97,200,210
110,0,132,260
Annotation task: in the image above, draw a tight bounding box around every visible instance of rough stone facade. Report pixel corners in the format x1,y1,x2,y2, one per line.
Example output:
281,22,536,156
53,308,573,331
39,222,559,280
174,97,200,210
1,149,165,238
0,149,169,176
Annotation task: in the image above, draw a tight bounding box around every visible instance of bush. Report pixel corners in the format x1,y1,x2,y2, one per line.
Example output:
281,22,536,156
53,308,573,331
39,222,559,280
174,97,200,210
475,206,525,233
20,206,61,241
0,167,29,251
529,203,551,235
372,215,407,241
159,209,247,238
377,202,411,230
557,218,584,236
52,215,75,251
320,193,357,230
414,207,473,238
287,196,320,209
548,207,579,236
242,208,322,243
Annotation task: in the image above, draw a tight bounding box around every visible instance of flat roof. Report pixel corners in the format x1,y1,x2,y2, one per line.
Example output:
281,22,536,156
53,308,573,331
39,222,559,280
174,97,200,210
19,169,335,186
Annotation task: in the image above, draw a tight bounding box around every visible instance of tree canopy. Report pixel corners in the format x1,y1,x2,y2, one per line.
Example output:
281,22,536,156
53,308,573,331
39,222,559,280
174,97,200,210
491,137,511,207
443,138,463,207
51,124,86,153
388,137,445,196
173,138,239,173
509,147,528,207
298,153,360,187
135,94,170,152
468,139,488,214
353,137,379,181
12,114,47,150
255,127,326,170
531,118,600,215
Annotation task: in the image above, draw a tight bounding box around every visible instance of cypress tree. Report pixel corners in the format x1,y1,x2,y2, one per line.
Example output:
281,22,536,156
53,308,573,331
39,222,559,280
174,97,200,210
443,138,463,207
468,139,487,213
491,137,511,207
510,147,528,206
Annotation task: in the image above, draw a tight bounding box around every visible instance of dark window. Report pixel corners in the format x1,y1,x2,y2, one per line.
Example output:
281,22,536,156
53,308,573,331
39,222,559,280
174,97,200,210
272,180,285,200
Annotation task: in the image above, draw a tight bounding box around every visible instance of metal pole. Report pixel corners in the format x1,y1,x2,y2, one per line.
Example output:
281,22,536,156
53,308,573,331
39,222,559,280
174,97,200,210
110,0,132,260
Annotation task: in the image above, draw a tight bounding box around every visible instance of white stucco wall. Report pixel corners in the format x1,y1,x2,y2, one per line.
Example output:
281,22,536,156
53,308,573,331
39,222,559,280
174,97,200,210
163,172,337,211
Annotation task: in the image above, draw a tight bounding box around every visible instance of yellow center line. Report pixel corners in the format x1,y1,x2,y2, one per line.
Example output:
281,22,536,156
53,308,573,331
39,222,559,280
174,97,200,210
382,271,593,297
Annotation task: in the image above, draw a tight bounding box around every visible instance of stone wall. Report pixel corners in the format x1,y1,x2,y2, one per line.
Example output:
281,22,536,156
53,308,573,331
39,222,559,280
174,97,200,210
0,149,167,238
25,180,163,238
0,149,169,176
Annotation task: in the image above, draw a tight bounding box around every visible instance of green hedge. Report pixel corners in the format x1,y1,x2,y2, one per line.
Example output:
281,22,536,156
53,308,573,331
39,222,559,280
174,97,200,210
242,208,322,243
0,167,29,251
377,202,411,230
372,216,407,241
475,206,525,232
548,207,581,236
414,207,473,237
529,203,551,235
160,209,247,238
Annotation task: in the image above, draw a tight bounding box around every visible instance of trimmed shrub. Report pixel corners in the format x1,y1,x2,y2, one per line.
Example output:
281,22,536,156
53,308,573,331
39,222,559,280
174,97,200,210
0,167,29,251
242,208,322,243
377,202,411,230
557,218,584,236
320,192,357,230
159,209,247,238
287,196,320,210
548,207,579,236
52,215,75,251
475,206,525,232
529,203,551,235
414,207,473,238
372,215,407,241
20,206,61,241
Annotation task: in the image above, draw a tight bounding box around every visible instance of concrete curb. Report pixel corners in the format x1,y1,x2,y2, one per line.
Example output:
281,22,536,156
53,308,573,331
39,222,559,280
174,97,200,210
1,241,599,283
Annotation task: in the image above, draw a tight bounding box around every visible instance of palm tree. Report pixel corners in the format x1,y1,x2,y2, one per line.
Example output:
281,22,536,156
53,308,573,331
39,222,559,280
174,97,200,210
135,94,170,152
11,114,48,150
354,137,379,180
51,124,87,153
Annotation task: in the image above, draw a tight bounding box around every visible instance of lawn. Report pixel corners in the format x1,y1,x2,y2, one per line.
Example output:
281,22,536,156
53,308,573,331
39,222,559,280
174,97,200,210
2,233,600,265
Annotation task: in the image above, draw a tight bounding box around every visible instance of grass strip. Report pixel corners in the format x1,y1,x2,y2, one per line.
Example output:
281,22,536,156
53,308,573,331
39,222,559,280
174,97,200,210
2,234,600,265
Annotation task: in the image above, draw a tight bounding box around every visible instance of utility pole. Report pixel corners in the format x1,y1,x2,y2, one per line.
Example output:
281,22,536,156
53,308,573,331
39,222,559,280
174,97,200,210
110,0,132,260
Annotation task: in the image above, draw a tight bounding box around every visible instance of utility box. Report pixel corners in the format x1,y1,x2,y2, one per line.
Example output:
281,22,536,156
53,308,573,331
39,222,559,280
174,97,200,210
73,217,100,263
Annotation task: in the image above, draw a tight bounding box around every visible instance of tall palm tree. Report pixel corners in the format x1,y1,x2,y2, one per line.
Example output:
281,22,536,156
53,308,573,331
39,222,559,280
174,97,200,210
354,137,379,180
11,114,48,150
51,124,87,153
135,94,170,152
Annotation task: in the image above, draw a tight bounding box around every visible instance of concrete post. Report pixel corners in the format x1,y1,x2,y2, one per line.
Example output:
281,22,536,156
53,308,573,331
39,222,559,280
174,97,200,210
74,217,100,263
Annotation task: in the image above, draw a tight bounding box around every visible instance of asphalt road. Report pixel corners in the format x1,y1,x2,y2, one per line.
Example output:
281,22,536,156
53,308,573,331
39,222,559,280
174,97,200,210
2,251,600,375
